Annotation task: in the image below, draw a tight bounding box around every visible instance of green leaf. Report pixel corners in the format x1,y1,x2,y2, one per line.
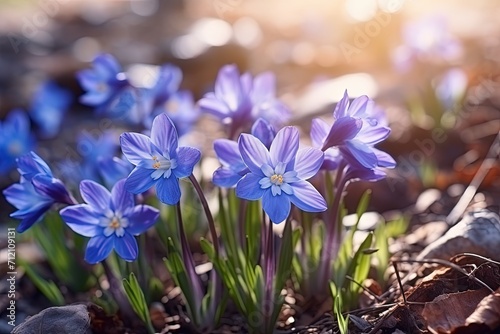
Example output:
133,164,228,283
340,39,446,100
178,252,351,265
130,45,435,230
123,273,155,334
21,262,64,306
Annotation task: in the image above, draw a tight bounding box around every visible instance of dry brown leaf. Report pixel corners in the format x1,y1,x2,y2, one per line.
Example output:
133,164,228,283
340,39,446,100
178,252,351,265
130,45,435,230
465,289,500,330
422,289,490,334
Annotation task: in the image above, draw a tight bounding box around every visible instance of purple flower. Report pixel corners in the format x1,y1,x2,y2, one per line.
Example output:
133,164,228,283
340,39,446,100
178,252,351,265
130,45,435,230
235,126,327,223
0,110,35,175
60,179,159,264
198,64,290,137
120,114,201,205
392,16,463,71
30,80,72,138
213,118,275,188
3,152,75,232
313,91,395,171
435,68,467,110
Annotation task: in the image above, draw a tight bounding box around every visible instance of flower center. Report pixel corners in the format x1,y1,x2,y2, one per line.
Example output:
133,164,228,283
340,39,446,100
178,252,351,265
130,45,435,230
259,163,297,197
270,174,283,185
102,212,128,237
109,217,121,229
150,154,177,179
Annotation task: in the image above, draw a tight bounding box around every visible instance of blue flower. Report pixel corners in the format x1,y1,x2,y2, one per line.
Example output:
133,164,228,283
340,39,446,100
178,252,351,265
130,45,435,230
77,130,118,181
3,152,75,232
60,179,159,264
77,53,143,122
0,110,35,175
77,53,127,107
198,64,290,137
97,156,133,189
30,80,72,138
120,114,201,205
313,91,395,171
235,126,327,223
145,90,199,137
213,118,275,188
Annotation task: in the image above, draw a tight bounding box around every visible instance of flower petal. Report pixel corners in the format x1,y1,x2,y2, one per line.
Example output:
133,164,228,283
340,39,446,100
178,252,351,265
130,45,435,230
32,175,74,204
213,139,245,169
235,173,265,200
323,117,362,150
357,125,391,145
251,72,276,102
373,148,396,168
345,167,386,182
262,190,290,223
114,232,138,261
80,180,111,212
333,90,350,119
348,95,369,118
151,114,178,155
294,147,324,180
15,205,51,233
173,146,201,179
198,93,231,118
251,118,275,148
60,204,100,237
269,126,299,166
126,205,160,235
120,132,152,165
85,235,114,264
343,140,378,169
214,64,242,111
213,167,245,188
155,177,181,205
289,180,327,212
125,167,156,194
111,179,134,213
238,133,271,175
310,118,330,148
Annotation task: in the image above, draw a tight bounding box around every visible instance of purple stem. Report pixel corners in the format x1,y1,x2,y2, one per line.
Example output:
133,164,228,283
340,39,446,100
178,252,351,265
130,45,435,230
319,164,348,289
175,203,204,302
188,174,220,255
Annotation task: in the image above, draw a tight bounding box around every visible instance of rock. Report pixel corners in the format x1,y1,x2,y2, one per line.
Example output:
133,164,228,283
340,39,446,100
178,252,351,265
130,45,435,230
11,304,91,334
417,209,500,261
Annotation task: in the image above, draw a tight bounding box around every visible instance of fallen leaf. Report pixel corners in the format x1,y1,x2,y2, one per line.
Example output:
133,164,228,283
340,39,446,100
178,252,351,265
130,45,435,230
464,288,500,330
422,288,490,334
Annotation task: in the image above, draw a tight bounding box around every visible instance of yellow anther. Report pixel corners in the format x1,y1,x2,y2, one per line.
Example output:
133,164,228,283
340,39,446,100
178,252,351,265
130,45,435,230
109,217,120,229
270,174,283,185
152,155,158,161
153,162,161,169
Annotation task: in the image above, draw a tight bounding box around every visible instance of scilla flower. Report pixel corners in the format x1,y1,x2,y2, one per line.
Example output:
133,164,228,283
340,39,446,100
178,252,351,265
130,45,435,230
3,152,75,232
213,118,276,188
120,114,201,205
0,110,35,175
60,179,159,264
314,90,395,171
235,126,327,223
198,64,290,138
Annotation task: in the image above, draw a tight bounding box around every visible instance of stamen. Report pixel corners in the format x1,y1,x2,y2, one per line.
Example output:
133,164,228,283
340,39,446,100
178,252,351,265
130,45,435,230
109,217,120,229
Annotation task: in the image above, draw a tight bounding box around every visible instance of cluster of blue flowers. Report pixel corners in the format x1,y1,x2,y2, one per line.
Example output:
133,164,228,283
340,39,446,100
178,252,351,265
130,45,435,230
2,54,395,264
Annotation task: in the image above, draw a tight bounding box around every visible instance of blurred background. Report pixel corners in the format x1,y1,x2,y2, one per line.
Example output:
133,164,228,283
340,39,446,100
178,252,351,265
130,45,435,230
1,0,499,220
